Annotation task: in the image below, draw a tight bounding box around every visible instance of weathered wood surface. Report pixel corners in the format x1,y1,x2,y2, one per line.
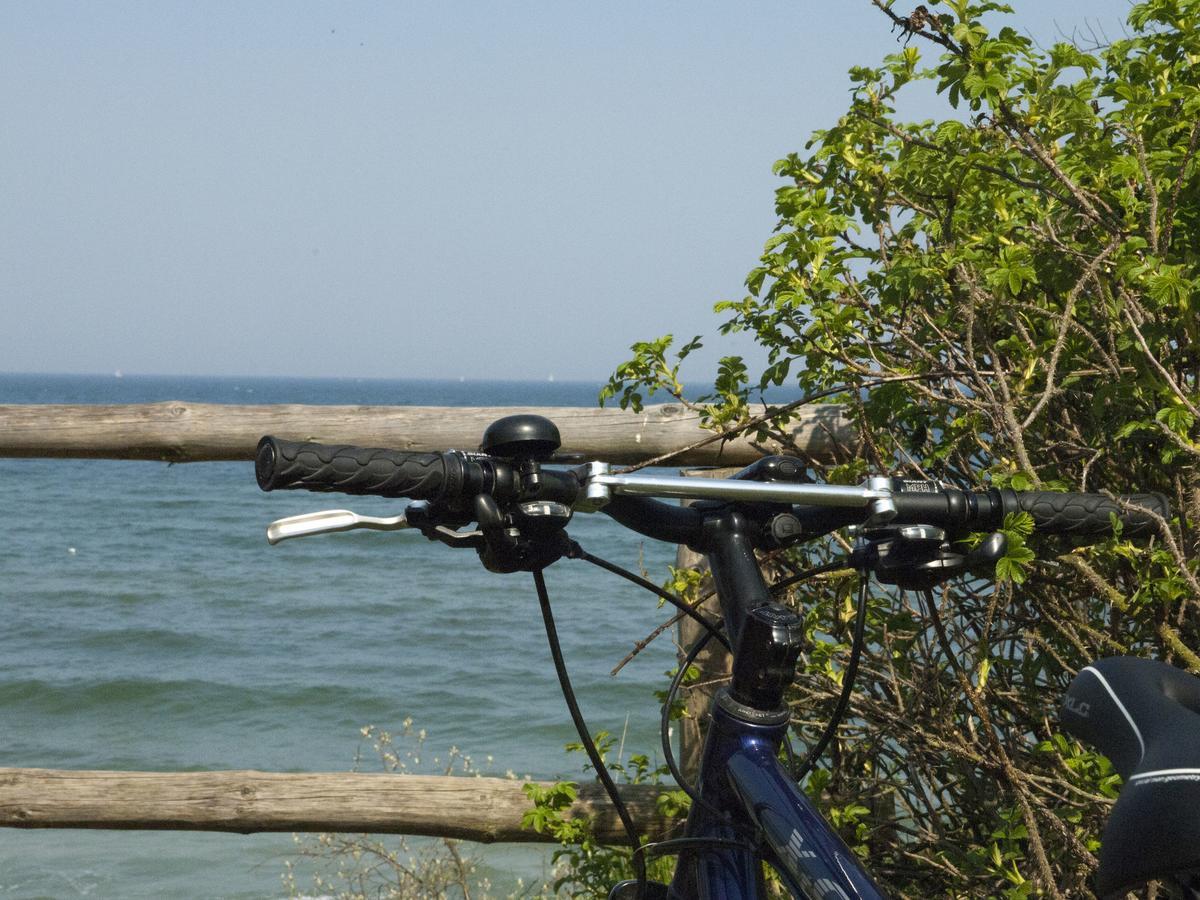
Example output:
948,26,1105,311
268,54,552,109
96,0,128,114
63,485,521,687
0,769,675,843
675,470,737,779
0,402,851,465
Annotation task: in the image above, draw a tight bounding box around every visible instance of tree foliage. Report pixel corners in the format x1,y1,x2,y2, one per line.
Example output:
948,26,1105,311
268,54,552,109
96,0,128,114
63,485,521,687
604,1,1200,895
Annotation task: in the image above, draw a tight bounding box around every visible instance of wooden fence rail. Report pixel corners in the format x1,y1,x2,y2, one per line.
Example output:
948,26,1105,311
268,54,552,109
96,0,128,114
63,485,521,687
0,401,851,465
0,769,674,843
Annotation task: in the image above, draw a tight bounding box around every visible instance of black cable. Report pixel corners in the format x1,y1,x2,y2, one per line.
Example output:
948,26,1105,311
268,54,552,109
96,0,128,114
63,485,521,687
634,836,758,861
790,574,870,783
768,559,848,596
781,719,798,770
656,559,850,813
532,568,648,896
569,545,731,653
567,547,850,846
768,558,850,771
661,631,717,807
658,633,761,838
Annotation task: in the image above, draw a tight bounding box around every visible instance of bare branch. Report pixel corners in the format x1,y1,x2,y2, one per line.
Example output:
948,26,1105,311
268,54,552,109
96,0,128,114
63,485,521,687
1022,239,1123,428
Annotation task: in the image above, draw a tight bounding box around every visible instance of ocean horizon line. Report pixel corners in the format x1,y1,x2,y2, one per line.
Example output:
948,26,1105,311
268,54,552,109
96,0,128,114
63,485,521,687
0,370,608,386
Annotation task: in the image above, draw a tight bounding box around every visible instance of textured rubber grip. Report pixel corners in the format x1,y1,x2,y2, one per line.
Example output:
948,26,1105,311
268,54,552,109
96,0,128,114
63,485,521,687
256,437,458,500
1008,491,1169,538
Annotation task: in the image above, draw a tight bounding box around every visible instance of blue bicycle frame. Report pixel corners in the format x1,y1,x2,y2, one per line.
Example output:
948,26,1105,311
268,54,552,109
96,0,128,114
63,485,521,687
670,698,885,899
663,506,886,899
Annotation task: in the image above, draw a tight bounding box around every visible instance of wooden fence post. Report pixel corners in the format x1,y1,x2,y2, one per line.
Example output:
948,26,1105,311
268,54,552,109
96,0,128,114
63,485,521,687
674,469,738,779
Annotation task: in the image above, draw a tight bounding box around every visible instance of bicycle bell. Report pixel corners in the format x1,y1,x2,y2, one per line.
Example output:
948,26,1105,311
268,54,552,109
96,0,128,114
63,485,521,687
480,414,561,461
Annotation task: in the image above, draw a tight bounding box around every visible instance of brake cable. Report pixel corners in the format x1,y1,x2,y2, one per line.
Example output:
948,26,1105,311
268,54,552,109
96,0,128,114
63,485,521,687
769,559,853,597
531,568,649,894
534,542,871,890
536,550,770,893
788,574,870,782
567,544,730,653
660,630,719,804
655,559,858,800
633,836,759,864
564,549,858,803
562,543,733,811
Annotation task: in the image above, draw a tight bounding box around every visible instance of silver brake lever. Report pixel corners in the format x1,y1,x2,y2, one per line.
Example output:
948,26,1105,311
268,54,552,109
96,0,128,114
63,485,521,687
266,509,410,545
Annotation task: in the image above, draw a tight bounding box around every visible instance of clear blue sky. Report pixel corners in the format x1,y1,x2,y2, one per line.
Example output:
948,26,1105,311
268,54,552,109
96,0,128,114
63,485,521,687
1,1,1135,382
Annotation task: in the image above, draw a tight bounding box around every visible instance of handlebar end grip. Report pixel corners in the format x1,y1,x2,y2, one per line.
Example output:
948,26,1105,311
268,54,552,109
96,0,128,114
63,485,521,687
256,436,282,491
253,436,453,499
1010,491,1170,538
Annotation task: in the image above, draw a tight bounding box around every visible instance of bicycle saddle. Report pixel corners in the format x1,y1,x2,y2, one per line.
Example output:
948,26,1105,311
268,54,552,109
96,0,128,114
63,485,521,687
1061,656,1200,898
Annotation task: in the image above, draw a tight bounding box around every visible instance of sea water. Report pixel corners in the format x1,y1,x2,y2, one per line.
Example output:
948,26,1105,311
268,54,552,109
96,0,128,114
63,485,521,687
0,374,682,898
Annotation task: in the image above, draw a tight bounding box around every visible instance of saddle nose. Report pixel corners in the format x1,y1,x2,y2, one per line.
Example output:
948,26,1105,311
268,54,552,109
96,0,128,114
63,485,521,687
1062,657,1200,898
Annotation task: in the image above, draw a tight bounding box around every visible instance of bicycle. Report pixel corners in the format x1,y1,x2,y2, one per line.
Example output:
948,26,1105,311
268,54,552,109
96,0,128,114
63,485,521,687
255,413,1181,899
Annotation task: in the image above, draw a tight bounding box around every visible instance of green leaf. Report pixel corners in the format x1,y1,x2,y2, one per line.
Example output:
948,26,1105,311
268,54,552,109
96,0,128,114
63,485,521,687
1157,404,1196,436
1003,511,1035,538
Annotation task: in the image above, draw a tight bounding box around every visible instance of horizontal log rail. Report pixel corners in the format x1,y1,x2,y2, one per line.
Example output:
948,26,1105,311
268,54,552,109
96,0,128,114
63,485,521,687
0,402,851,466
0,769,675,843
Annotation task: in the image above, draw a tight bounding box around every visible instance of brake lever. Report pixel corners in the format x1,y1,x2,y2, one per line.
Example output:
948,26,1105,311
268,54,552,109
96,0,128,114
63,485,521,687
850,525,1008,590
266,509,411,545
265,506,487,551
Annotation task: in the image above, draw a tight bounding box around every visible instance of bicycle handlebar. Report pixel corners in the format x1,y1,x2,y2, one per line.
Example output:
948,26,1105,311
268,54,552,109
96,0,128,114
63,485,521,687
255,435,1168,543
601,481,1168,544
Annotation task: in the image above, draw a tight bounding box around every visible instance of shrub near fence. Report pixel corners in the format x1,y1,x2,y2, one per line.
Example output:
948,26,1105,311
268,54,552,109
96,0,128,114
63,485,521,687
601,1,1200,895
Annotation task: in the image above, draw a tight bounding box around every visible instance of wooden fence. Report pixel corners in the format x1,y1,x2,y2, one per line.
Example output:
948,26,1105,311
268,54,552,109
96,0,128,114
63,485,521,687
0,401,850,841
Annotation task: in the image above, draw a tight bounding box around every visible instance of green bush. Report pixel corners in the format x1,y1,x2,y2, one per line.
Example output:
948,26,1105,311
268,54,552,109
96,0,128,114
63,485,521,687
604,1,1200,895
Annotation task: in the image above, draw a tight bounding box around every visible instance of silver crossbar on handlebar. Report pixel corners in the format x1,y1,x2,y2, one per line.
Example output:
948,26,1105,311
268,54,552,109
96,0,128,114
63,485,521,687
587,472,887,505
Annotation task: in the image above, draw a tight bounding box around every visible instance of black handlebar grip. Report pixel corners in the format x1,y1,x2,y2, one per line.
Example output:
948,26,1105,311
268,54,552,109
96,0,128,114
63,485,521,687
256,436,461,500
1004,490,1169,538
